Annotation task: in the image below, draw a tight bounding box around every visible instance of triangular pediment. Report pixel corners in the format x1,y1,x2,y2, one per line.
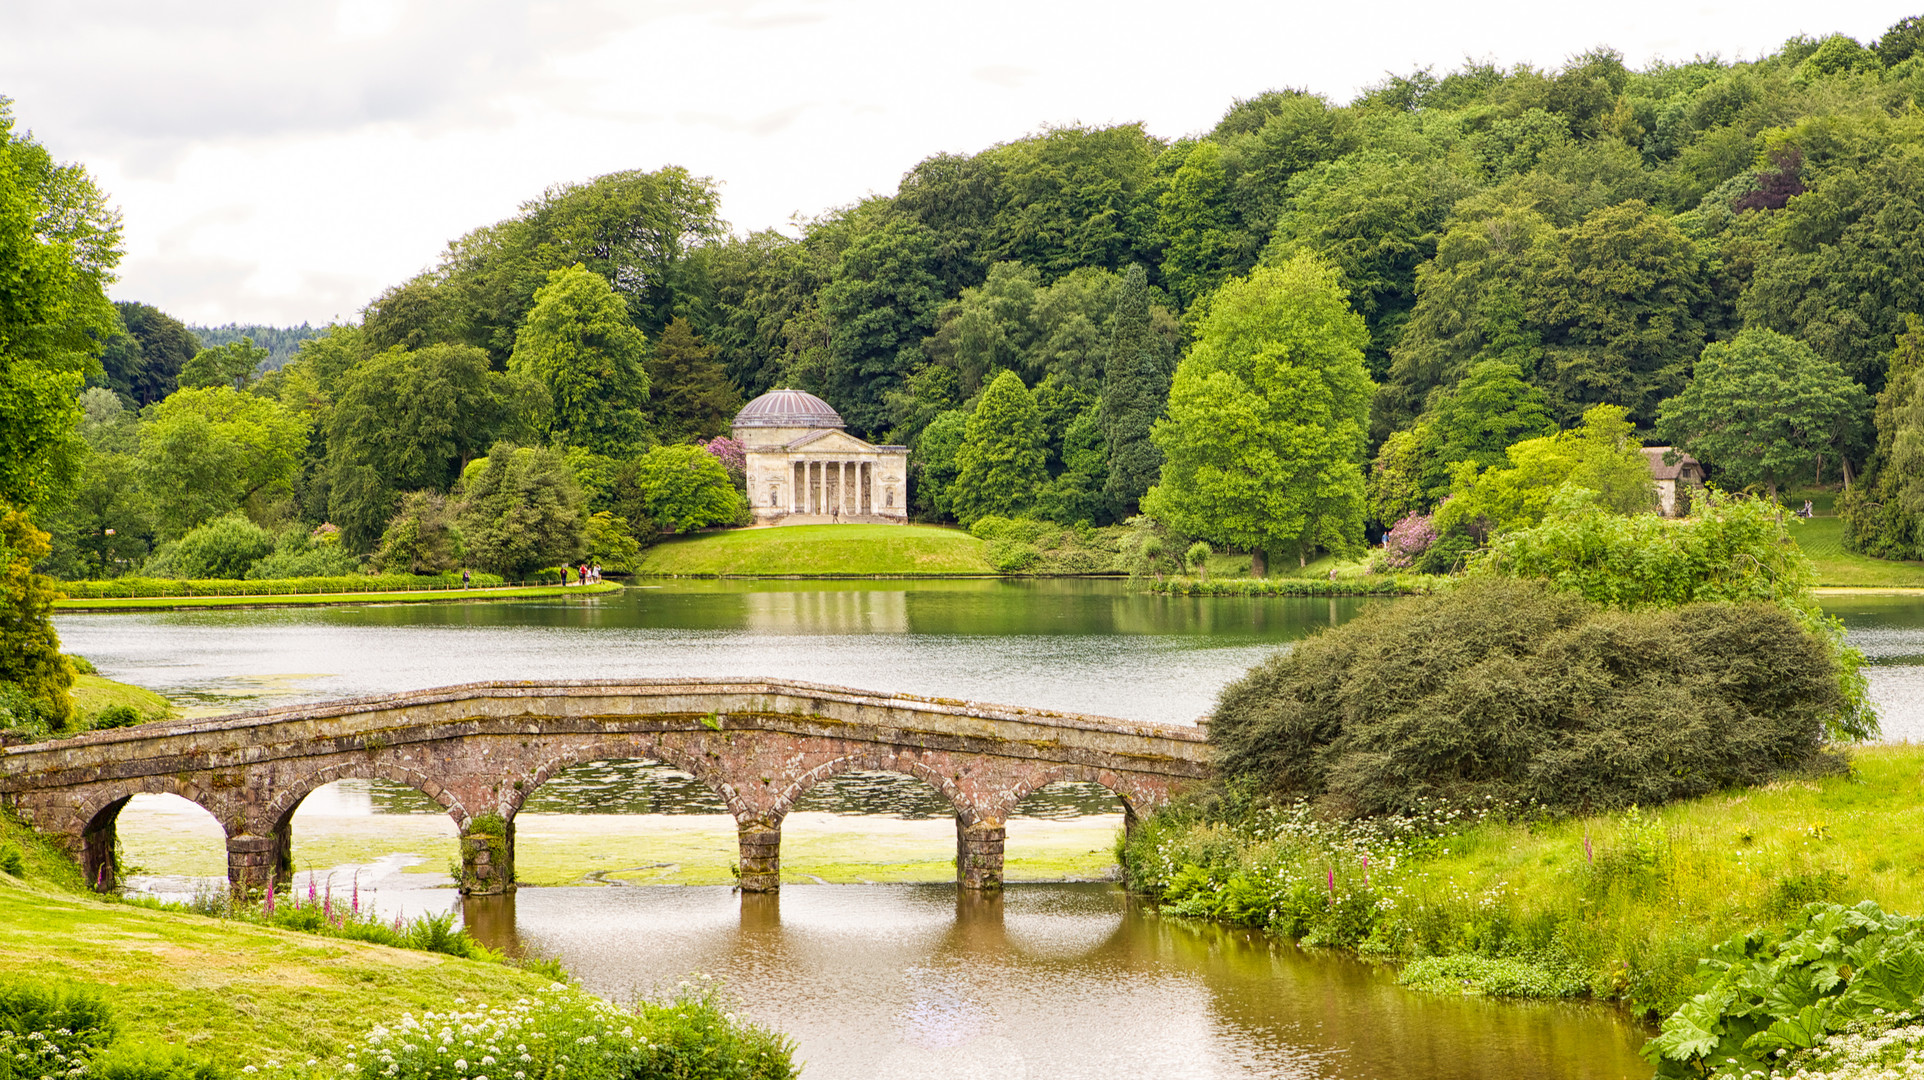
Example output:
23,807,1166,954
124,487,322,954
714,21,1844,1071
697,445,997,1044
785,429,881,454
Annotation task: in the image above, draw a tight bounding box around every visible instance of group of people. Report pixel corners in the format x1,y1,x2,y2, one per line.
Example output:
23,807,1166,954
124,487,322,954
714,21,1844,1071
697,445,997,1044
562,563,604,586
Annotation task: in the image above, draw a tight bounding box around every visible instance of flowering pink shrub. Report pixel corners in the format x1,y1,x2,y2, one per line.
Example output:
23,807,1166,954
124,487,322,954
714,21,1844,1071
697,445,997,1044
1382,513,1437,569
703,436,746,483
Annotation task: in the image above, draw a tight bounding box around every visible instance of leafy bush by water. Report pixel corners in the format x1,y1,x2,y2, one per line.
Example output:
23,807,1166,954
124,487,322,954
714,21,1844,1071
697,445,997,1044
1398,954,1587,998
1211,577,1849,817
1646,901,1924,1078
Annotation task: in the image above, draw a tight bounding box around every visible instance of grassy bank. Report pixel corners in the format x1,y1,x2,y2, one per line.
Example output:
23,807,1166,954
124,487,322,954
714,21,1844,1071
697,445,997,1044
69,674,173,723
56,582,619,611
636,524,993,576
1789,515,1924,587
1123,743,1924,1017
0,813,554,1066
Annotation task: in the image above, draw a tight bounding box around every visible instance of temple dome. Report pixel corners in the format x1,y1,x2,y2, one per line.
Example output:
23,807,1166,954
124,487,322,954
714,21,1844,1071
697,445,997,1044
733,389,845,429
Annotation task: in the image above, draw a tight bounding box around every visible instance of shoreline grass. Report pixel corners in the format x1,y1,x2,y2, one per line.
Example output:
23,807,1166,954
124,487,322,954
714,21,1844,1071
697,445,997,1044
1790,515,1924,587
55,582,619,611
635,523,993,576
0,810,554,1066
69,674,173,722
1122,742,1924,1018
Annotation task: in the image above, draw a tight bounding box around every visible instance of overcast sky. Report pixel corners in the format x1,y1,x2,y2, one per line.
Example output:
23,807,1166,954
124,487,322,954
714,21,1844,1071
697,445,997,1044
0,1,1910,327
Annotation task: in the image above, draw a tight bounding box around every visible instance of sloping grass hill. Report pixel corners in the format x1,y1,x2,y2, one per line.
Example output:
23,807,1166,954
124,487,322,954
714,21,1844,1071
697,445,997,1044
0,811,552,1066
636,524,993,576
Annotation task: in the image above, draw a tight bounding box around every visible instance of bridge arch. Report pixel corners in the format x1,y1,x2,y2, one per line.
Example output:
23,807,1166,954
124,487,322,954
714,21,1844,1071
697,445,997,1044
72,776,222,892
501,739,745,820
770,752,971,825
263,760,468,833
1004,766,1160,827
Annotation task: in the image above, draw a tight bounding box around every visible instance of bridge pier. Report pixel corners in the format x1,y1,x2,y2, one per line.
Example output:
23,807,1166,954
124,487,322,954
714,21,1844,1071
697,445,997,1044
956,816,1005,891
737,817,781,892
80,799,126,892
226,833,279,893
458,818,515,895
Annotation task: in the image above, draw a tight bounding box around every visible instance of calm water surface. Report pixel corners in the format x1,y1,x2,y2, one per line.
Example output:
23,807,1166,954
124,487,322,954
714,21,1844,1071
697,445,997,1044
63,580,1924,1079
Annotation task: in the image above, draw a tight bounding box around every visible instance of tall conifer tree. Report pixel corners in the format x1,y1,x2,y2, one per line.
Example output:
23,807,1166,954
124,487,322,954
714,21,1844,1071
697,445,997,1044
1099,264,1171,514
646,317,743,444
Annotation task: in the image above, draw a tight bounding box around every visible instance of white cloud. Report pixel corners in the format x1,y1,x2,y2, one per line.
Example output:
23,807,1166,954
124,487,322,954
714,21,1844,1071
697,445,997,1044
0,0,1905,325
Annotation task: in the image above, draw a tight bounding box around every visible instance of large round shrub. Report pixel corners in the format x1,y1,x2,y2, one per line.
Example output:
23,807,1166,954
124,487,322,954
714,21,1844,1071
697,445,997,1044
1211,578,1846,816
144,513,274,579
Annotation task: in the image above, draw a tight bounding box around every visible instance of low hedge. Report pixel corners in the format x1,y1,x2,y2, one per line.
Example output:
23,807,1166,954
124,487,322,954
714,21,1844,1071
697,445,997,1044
1150,575,1448,597
58,573,505,599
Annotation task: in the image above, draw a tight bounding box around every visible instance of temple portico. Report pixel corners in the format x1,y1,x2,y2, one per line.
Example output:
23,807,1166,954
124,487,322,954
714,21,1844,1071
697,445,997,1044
733,390,908,526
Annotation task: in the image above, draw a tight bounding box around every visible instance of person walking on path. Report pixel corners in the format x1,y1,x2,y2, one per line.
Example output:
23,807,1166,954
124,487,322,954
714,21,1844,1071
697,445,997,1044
461,568,471,589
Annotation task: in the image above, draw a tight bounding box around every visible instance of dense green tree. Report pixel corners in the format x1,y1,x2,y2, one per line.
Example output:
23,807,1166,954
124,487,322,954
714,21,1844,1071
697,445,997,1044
1032,404,1110,525
1742,153,1924,393
1386,198,1707,428
443,167,726,363
0,98,121,518
1841,317,1924,558
361,276,471,355
510,265,651,454
371,492,464,574
1210,91,1356,248
136,387,309,538
1144,255,1373,573
455,443,585,578
1367,424,1430,526
950,371,1048,525
1266,152,1470,377
39,447,150,579
1382,201,1560,429
326,343,531,550
177,336,268,390
1099,265,1172,514
1416,359,1559,494
102,302,199,405
894,151,1004,294
0,507,73,729
1534,200,1708,423
1437,404,1656,536
921,261,1041,398
1657,328,1869,498
986,125,1161,281
617,444,745,534
1154,140,1242,307
910,409,969,519
814,219,944,434
646,317,741,444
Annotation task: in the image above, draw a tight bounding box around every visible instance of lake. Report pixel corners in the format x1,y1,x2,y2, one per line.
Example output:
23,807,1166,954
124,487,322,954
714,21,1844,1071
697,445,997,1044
56,579,1924,1079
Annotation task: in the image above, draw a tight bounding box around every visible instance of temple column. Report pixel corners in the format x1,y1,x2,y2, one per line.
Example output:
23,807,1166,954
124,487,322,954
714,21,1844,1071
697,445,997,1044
790,460,801,513
842,461,854,514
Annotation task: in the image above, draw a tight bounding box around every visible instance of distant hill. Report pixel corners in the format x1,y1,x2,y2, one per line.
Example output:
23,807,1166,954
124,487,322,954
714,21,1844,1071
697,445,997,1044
187,323,325,371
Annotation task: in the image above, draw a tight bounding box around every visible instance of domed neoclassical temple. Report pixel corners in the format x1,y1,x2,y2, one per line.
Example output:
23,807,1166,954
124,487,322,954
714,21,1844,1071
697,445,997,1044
732,390,909,525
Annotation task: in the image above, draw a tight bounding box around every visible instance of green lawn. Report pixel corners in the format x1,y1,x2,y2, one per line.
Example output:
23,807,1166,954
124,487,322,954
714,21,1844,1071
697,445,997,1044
1789,515,1924,588
636,524,993,576
0,812,552,1067
55,582,620,611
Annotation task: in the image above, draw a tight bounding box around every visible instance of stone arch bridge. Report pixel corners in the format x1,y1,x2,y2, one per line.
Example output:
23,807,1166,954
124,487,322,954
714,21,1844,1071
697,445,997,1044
0,679,1210,894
